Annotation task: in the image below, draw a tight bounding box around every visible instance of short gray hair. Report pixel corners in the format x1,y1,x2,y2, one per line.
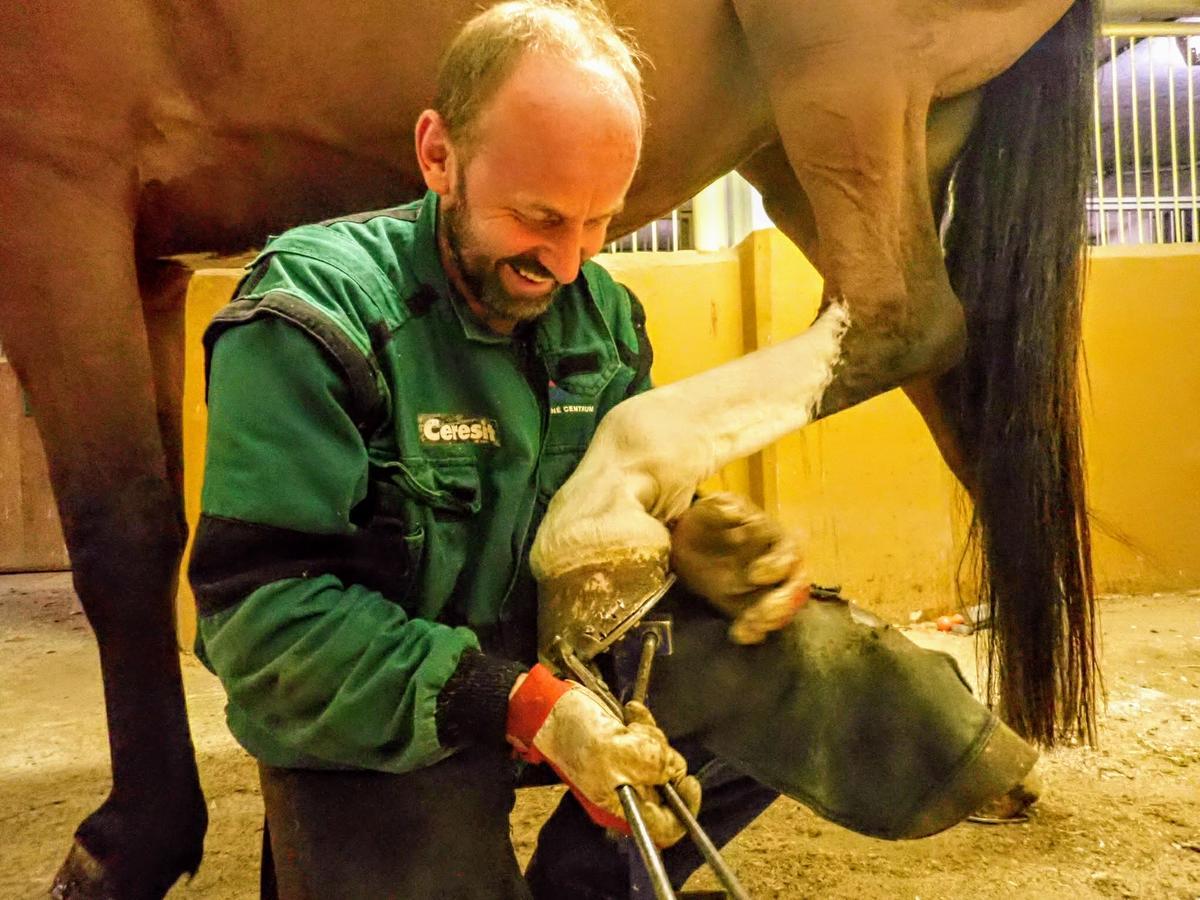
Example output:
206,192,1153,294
434,1,646,150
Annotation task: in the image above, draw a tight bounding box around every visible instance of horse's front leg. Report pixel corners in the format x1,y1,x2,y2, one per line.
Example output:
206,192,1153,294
530,276,860,600
0,156,205,898
531,65,958,600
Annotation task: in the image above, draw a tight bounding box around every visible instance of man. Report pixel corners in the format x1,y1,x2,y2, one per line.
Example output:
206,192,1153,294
191,2,1037,897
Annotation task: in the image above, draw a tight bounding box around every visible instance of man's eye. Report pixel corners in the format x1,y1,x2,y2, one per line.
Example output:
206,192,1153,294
516,212,558,230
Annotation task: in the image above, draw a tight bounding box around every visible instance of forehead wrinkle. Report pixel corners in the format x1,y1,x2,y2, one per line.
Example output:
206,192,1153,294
521,199,626,221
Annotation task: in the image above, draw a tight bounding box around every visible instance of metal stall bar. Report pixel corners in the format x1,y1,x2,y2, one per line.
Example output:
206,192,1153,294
1129,37,1146,243
1169,46,1183,240
1190,39,1199,238
1110,35,1128,243
1096,23,1200,244
1093,64,1109,245
1149,39,1163,243
1104,23,1200,39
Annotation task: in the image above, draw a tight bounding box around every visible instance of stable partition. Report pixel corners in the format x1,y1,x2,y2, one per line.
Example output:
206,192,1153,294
0,359,69,572
175,237,1200,643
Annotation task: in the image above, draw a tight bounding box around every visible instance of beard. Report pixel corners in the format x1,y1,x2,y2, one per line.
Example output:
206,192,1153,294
441,188,563,325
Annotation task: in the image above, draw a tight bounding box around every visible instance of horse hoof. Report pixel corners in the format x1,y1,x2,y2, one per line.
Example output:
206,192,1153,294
51,836,203,900
52,842,115,900
968,766,1044,824
51,833,203,900
50,792,207,899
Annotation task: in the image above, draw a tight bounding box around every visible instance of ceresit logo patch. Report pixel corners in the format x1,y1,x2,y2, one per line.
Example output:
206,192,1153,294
419,414,500,446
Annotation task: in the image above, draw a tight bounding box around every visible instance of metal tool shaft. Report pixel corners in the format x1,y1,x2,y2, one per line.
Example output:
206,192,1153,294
631,627,752,899
662,783,751,900
631,628,661,705
617,784,676,900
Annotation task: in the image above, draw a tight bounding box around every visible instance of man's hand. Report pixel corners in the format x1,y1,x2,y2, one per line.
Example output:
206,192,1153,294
670,492,810,644
506,665,701,847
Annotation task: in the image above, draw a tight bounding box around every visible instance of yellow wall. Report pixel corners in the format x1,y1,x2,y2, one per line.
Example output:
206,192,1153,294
178,238,1200,639
1082,245,1200,594
178,271,246,645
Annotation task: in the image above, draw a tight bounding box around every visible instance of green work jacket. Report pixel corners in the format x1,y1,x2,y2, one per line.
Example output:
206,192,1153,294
190,190,652,774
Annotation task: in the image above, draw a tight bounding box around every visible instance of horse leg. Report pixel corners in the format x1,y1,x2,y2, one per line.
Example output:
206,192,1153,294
530,77,968,605
138,261,191,505
897,92,987,493
761,100,963,412
737,121,1045,789
0,162,205,898
735,137,819,264
735,97,981,491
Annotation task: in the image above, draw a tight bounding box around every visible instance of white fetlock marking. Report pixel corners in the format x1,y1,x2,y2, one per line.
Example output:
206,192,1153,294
532,301,849,581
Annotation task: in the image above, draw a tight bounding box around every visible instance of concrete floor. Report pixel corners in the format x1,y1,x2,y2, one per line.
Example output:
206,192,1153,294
2,573,1199,898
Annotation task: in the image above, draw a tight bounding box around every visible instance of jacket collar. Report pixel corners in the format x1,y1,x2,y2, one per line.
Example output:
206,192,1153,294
410,191,621,397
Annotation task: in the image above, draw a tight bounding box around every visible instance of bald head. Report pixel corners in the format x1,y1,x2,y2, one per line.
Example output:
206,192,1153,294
470,49,642,182
433,0,646,152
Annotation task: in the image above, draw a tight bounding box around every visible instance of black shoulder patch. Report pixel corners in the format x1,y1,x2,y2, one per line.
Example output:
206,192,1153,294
367,319,394,357
233,260,270,299
553,352,603,381
204,291,386,437
317,205,422,227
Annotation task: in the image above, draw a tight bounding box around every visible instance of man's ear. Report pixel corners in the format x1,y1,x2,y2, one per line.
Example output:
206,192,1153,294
415,109,457,196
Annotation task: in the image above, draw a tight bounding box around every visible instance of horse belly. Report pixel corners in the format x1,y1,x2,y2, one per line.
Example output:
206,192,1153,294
620,0,775,229
129,1,465,256
134,118,428,258
134,0,773,256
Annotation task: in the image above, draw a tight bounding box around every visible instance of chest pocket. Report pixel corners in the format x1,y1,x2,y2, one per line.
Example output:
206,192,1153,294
538,382,600,501
537,446,587,505
538,411,594,502
362,455,482,621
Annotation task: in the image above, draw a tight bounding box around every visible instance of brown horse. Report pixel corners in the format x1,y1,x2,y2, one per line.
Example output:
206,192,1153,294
0,1,1097,896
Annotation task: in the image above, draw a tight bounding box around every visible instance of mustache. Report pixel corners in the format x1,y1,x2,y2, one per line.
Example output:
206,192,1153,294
501,254,557,284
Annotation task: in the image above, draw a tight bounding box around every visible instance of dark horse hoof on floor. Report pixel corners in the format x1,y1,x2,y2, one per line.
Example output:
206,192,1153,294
968,765,1044,825
50,792,208,900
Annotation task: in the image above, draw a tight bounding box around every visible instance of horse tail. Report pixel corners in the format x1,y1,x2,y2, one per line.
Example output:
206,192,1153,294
941,0,1098,746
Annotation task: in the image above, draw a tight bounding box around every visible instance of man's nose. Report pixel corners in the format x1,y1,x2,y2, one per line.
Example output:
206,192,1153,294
542,228,585,286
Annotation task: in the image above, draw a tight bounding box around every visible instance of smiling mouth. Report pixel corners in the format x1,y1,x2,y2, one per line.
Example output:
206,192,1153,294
508,261,555,288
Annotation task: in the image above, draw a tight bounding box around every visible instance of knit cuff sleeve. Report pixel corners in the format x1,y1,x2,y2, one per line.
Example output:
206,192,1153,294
435,650,528,749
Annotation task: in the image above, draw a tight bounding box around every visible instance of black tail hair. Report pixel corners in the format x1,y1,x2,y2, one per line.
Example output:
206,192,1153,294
941,0,1099,745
